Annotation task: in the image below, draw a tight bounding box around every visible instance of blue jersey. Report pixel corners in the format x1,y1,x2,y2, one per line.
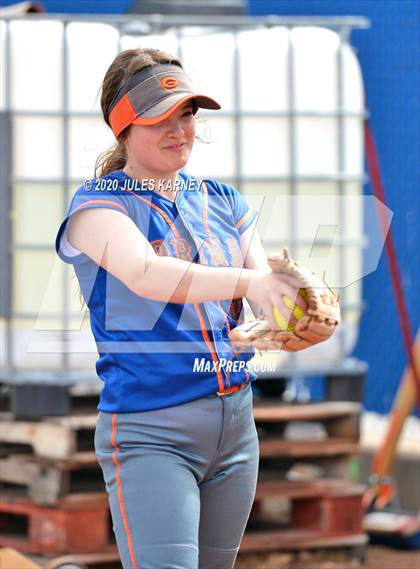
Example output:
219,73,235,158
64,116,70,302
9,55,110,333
55,169,258,412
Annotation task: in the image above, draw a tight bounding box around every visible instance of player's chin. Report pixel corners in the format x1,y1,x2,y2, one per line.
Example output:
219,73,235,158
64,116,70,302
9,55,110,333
167,150,191,169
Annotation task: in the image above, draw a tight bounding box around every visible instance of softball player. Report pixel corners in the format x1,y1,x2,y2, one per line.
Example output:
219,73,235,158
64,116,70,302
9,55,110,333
55,48,304,569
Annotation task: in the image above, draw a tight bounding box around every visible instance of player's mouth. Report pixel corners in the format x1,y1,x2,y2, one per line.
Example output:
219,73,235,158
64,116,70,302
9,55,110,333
163,142,187,152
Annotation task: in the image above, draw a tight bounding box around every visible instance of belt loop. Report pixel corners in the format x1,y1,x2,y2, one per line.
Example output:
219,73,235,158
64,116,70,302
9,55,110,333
216,382,247,397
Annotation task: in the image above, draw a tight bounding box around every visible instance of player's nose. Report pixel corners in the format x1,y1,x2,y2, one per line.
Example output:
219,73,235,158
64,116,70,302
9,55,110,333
166,115,185,136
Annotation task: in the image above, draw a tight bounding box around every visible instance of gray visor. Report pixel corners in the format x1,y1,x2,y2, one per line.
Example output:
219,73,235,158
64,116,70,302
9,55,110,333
108,63,221,137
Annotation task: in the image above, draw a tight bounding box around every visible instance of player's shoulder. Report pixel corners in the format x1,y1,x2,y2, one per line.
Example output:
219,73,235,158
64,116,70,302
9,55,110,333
66,170,132,218
73,169,128,199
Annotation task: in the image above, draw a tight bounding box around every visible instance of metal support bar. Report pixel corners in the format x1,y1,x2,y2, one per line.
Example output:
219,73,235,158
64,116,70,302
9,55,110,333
287,28,299,370
233,30,242,192
6,301,368,320
0,14,370,30
10,234,370,251
336,27,348,361
0,112,12,323
1,20,13,373
8,109,369,119
62,21,70,371
10,174,368,185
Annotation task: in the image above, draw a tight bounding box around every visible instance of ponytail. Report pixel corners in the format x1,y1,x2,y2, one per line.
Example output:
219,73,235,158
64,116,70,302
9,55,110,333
94,139,127,179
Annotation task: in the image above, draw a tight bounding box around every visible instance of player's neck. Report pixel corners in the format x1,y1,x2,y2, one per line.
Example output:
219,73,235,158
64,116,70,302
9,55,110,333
122,164,179,201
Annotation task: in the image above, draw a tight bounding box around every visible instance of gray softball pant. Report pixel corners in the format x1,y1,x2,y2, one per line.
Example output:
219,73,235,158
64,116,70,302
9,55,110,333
94,383,260,569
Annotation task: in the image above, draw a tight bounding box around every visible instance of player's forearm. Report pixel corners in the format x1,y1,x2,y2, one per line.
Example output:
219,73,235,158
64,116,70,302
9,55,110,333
243,255,271,318
136,254,256,304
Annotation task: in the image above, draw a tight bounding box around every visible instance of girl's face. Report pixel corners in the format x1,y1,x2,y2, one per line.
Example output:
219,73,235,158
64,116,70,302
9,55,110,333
124,101,196,179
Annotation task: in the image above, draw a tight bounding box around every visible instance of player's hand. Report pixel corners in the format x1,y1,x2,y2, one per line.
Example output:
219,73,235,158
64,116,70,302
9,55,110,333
246,269,307,331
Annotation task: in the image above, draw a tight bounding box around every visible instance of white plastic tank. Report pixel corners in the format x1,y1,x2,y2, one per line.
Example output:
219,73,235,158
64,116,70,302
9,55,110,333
0,20,367,372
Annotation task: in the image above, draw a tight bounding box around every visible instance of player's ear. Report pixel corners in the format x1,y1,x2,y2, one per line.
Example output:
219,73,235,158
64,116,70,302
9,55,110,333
121,125,130,140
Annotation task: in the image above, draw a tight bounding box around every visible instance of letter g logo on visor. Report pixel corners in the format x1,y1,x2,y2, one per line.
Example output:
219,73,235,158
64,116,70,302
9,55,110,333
160,76,178,90
108,64,221,139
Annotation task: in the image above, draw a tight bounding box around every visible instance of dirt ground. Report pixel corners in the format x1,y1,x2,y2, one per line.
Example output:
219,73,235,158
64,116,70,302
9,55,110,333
234,545,420,569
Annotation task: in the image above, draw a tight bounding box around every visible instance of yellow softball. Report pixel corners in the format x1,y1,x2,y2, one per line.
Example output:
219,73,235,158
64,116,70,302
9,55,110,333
283,294,306,320
272,294,306,331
